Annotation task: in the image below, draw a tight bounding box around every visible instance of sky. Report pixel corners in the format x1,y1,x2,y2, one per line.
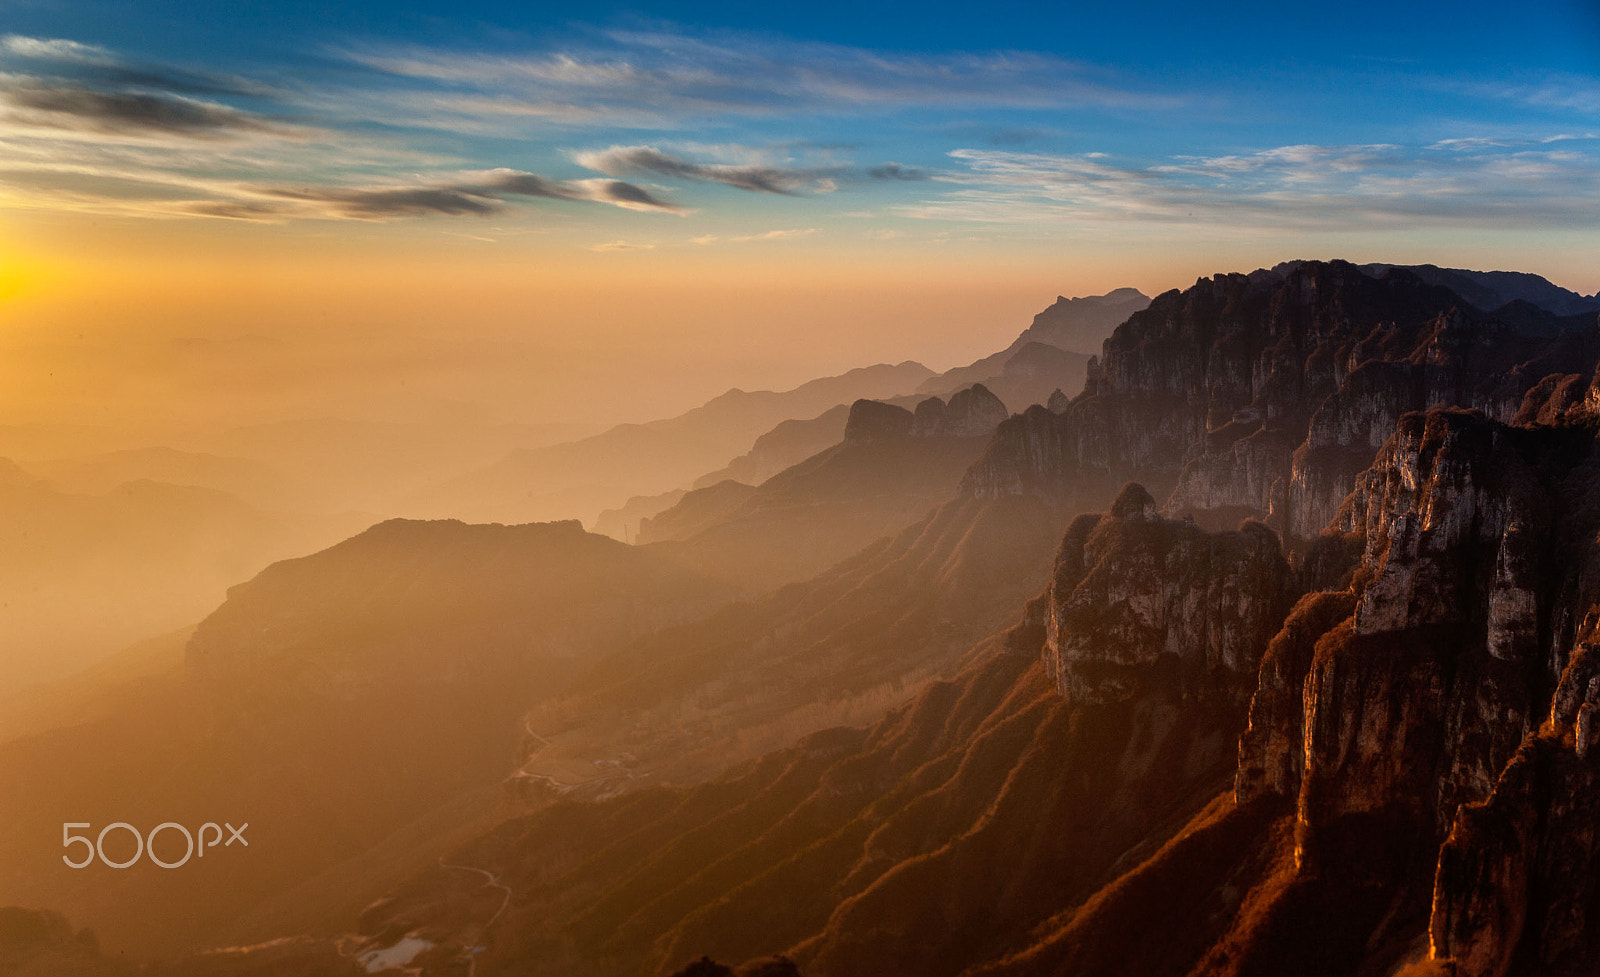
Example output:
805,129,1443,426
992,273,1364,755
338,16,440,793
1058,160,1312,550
1,0,1599,438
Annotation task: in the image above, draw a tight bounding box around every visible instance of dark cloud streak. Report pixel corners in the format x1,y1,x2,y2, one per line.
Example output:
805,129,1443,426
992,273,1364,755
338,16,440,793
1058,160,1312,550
262,184,503,218
2,77,294,138
576,144,850,194
868,163,929,181
227,169,686,221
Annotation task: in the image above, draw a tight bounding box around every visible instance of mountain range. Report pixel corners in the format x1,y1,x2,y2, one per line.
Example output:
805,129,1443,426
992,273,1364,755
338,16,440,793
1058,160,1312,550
6,261,1600,977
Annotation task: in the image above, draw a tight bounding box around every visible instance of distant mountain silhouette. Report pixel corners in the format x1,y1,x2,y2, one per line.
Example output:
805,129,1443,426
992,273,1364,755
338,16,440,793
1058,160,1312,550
0,460,364,688
594,404,858,542
32,447,304,511
1007,286,1152,353
410,362,934,525
583,290,1149,544
1354,261,1600,317
637,386,1010,590
902,289,1146,420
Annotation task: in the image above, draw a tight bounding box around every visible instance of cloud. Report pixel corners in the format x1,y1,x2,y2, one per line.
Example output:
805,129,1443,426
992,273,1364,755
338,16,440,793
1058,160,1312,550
729,227,818,242
1449,76,1600,116
339,28,1176,133
899,140,1600,229
233,169,686,221
587,240,655,251
0,158,686,222
464,168,685,212
1,35,115,65
0,36,688,224
2,34,281,98
574,144,840,195
260,184,503,218
1,77,296,138
868,163,929,181
564,177,687,212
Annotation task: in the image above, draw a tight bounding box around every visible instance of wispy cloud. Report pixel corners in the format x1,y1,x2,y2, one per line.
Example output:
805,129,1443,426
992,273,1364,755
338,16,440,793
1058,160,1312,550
1447,75,1600,116
339,28,1177,133
1,75,301,139
587,239,655,251
574,144,840,194
2,33,280,98
0,37,688,222
2,35,115,65
204,169,685,221
899,139,1600,229
729,227,818,242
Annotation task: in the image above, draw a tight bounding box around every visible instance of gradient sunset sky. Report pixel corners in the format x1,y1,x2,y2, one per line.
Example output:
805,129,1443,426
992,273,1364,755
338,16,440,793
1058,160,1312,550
2,0,1598,437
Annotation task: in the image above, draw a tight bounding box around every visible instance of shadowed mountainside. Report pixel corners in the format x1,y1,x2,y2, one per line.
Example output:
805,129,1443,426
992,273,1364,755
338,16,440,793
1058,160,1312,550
0,520,737,960
636,385,1012,590
336,487,1292,977
354,394,1600,977
591,288,1151,544
517,488,1072,796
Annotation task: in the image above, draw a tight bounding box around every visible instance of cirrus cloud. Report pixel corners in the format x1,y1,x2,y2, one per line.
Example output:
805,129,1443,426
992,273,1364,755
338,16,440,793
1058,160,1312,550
898,140,1600,229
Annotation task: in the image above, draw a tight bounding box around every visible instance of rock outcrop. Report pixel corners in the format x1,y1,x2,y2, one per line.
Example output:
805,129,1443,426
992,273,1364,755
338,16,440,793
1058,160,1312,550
842,398,915,444
1042,483,1291,705
909,383,1009,438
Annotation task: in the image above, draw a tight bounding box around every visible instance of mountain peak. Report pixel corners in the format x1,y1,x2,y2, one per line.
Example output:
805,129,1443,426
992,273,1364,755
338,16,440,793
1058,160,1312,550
1011,287,1152,356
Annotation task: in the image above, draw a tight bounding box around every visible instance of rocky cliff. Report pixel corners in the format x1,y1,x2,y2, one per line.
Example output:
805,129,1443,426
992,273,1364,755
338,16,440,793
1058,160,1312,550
1042,483,1291,705
962,260,1600,543
1225,407,1600,976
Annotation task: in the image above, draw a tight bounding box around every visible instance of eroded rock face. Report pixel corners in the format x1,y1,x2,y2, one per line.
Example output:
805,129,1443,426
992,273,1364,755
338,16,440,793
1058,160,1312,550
1429,627,1600,977
960,260,1600,542
1041,483,1291,706
1227,405,1600,975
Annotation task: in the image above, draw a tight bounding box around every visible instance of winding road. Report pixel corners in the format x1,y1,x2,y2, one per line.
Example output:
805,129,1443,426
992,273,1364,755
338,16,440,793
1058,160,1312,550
437,856,512,928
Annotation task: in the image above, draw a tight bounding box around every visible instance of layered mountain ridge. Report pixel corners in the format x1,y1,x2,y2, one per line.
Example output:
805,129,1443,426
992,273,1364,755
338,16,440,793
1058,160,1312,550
635,385,1014,590
10,258,1600,977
